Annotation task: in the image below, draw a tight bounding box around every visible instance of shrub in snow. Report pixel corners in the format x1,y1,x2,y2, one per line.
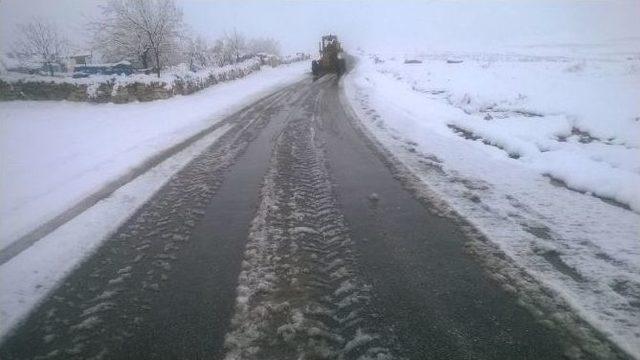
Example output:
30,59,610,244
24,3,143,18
86,82,101,99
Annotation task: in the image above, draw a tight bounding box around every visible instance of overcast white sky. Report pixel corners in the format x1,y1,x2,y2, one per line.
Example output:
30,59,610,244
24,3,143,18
1,0,639,55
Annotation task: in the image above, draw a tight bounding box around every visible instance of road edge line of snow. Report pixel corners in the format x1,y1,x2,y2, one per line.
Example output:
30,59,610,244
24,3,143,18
337,73,634,360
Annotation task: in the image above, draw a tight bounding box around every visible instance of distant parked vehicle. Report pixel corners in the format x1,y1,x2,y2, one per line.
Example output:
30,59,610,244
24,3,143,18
73,61,134,78
135,68,155,75
1,54,67,75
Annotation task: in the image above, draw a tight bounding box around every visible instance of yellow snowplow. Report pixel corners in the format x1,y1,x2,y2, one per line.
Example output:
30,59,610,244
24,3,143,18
312,35,346,77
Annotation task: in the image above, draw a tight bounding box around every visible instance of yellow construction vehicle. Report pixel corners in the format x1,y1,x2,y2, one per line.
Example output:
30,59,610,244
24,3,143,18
312,35,346,77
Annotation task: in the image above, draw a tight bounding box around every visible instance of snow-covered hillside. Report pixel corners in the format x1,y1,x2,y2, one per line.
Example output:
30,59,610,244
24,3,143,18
344,42,640,357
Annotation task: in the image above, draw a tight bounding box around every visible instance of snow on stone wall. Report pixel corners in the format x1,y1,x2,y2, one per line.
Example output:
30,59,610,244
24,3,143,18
0,56,306,103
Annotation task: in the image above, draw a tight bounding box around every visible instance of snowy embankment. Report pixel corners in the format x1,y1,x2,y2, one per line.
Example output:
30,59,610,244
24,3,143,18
0,61,307,340
344,43,640,357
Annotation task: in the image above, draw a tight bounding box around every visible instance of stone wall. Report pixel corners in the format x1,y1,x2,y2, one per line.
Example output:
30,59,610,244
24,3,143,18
0,60,264,104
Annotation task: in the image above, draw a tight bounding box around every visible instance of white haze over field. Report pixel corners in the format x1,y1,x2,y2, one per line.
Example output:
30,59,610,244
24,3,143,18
1,0,639,55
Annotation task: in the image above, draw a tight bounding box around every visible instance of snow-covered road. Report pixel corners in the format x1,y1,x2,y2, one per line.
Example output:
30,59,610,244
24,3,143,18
343,45,640,357
2,73,619,360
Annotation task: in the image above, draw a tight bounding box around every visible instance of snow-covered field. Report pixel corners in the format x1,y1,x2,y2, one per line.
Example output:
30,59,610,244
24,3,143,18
0,61,307,251
344,41,640,357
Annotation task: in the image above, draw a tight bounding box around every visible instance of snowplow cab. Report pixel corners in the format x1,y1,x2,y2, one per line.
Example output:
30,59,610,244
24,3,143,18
312,34,346,77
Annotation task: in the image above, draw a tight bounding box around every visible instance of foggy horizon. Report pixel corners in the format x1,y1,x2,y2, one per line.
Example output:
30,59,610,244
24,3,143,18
2,0,639,56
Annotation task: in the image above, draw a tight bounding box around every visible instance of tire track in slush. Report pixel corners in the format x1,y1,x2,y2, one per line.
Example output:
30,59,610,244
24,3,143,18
224,89,398,360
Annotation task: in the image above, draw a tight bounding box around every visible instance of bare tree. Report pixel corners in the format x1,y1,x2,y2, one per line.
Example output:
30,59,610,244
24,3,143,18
13,19,68,76
90,16,152,68
210,33,282,67
183,35,211,70
227,29,246,63
211,37,235,66
209,30,249,66
248,37,280,56
90,0,185,77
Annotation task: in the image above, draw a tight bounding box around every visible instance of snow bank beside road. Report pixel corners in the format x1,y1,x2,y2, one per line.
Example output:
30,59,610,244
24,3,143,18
0,61,308,252
371,51,640,210
344,46,640,357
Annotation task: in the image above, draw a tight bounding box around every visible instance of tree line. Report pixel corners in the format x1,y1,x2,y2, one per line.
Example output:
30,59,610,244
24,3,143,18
9,0,282,77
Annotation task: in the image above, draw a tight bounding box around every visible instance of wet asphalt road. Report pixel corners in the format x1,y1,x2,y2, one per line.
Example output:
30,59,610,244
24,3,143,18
0,74,594,359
